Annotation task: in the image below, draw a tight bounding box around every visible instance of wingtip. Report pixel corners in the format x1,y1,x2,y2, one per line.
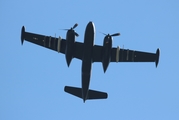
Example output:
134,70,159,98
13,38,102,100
155,48,160,67
21,26,25,45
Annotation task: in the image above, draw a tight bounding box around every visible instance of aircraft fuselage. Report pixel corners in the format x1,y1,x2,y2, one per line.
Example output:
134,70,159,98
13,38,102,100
81,22,95,102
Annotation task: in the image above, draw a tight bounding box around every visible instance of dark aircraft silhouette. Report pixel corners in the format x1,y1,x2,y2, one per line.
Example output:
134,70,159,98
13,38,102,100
21,21,160,102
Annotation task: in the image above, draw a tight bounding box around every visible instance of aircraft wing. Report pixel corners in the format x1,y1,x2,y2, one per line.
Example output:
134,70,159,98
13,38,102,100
93,45,160,67
21,26,84,60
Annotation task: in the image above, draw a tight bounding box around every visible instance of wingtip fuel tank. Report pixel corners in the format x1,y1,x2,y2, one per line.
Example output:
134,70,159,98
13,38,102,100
155,48,160,67
21,26,25,45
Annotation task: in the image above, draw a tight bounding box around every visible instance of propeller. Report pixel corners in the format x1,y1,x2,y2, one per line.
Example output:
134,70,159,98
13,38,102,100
100,32,120,37
60,23,79,37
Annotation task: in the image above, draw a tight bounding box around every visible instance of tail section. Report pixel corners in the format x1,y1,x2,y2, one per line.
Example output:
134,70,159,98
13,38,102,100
64,86,108,101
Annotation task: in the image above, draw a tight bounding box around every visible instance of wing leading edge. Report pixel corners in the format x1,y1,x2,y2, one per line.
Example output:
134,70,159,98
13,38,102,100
21,26,84,60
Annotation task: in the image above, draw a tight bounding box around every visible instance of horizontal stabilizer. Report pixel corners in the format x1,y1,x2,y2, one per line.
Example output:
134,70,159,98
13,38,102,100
87,89,108,100
64,86,108,100
64,86,82,99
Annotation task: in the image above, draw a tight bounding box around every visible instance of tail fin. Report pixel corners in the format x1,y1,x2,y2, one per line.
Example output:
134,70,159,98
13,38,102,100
64,86,108,100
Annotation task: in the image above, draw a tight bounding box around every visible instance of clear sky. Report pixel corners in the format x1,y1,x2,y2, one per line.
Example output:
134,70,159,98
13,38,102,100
1,0,179,120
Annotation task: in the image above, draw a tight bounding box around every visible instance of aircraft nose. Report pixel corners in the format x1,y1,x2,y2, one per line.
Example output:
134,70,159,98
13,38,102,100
88,21,94,27
86,21,95,34
88,21,93,24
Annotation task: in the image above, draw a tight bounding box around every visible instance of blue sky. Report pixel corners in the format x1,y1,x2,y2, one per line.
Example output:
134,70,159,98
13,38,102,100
1,0,179,120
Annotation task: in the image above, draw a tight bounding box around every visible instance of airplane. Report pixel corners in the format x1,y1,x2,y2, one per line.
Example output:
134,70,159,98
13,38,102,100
21,21,160,102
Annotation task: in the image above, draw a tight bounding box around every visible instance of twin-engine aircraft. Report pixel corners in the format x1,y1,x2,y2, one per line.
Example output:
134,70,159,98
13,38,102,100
21,21,160,102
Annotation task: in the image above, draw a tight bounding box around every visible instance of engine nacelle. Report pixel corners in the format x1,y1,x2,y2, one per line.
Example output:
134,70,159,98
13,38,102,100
102,36,112,73
65,30,75,67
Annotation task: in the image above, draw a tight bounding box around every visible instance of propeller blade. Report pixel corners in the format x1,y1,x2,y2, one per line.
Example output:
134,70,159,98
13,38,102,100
75,32,79,37
111,33,120,37
59,29,68,31
100,32,120,37
72,23,78,29
99,31,107,36
60,23,78,31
